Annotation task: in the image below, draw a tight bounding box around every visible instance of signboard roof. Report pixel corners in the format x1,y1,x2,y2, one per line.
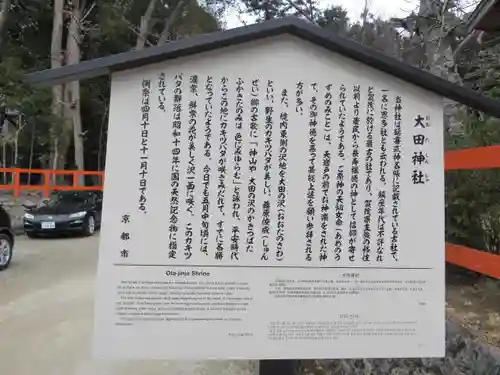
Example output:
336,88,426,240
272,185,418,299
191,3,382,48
466,0,500,32
24,16,500,118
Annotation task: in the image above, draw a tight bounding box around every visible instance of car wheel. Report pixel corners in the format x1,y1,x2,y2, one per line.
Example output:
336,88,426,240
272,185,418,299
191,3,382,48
0,233,13,271
83,214,96,237
26,232,38,239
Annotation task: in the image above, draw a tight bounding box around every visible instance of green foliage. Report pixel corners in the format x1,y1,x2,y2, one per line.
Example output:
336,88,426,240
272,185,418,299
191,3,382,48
1,0,222,171
171,0,220,37
2,0,53,66
316,6,349,35
240,0,289,20
0,54,55,151
238,0,322,21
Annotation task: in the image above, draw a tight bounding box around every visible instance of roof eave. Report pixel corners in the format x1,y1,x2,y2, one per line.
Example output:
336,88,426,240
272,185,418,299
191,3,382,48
466,0,499,33
23,16,500,119
24,17,300,87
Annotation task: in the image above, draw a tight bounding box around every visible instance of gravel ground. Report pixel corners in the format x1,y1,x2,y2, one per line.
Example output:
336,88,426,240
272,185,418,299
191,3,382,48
312,322,500,375
303,268,500,375
0,192,43,233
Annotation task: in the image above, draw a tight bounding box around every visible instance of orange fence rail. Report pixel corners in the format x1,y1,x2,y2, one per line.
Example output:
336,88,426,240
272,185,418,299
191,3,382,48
0,157,498,279
446,244,500,279
445,145,500,171
445,145,500,279
0,168,104,197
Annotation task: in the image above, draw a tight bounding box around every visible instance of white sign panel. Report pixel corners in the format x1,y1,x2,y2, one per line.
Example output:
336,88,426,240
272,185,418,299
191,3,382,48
93,37,445,360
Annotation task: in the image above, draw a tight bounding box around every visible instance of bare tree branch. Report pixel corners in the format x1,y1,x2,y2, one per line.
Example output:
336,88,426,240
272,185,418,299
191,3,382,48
481,34,500,47
283,0,314,23
236,4,249,26
436,0,449,50
81,0,97,23
453,29,479,59
115,13,155,48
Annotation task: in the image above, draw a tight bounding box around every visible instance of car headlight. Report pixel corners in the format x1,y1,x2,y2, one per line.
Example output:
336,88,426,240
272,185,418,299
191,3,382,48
69,211,87,219
23,213,34,220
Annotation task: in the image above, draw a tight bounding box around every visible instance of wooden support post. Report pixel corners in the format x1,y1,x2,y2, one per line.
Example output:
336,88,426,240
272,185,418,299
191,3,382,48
259,360,298,375
43,171,51,197
13,168,20,197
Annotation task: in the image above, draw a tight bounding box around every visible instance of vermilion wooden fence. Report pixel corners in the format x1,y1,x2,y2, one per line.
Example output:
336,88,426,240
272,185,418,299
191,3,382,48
445,145,500,279
0,168,104,197
0,157,498,279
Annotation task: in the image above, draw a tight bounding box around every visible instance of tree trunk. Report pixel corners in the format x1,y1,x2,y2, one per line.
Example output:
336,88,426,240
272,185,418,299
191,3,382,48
0,0,11,49
97,104,108,171
28,121,35,185
136,0,157,50
66,0,85,185
13,114,22,168
157,0,186,45
2,134,6,184
50,0,66,176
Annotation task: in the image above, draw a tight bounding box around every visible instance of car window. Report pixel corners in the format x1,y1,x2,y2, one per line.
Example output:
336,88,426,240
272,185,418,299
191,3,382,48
47,192,89,206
